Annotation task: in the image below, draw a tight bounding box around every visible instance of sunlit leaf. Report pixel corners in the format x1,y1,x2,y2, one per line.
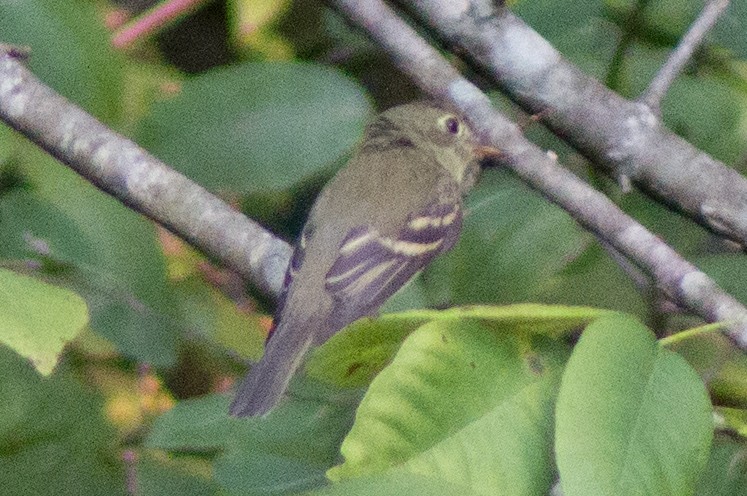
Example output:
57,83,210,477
0,268,87,375
328,317,568,495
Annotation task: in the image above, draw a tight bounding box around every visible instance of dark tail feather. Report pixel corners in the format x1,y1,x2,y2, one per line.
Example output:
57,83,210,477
229,323,314,417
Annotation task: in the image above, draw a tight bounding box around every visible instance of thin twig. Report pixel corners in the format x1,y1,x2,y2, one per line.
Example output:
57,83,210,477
328,0,747,348
123,449,137,495
111,0,210,49
401,0,747,250
641,0,731,111
0,49,291,301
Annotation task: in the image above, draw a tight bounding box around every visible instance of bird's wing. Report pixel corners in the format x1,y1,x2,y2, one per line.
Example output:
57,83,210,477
320,199,463,337
230,201,462,417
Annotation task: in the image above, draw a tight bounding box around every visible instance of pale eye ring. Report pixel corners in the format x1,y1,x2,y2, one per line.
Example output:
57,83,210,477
439,115,461,136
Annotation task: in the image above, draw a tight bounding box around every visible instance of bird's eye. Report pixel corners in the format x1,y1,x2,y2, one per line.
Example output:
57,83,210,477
440,115,461,136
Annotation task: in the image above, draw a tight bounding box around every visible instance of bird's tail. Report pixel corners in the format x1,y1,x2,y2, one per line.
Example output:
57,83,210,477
229,320,315,417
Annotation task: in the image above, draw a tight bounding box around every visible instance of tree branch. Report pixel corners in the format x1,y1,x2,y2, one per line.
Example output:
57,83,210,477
640,0,731,111
3,4,747,346
0,49,291,300
328,0,747,348
401,0,747,249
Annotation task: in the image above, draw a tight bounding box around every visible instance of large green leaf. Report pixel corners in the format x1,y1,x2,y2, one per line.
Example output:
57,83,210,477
661,75,745,165
695,254,747,306
516,0,604,35
138,61,371,193
0,268,87,375
537,243,646,315
555,314,713,496
0,185,182,364
171,274,267,361
328,317,569,495
214,396,356,494
0,0,123,121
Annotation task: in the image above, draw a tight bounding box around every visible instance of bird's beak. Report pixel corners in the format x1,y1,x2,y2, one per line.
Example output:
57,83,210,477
474,144,502,160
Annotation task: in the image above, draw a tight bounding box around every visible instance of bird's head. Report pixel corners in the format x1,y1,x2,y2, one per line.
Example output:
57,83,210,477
370,101,491,194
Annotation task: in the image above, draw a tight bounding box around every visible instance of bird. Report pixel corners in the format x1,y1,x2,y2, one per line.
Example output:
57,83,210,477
229,100,490,417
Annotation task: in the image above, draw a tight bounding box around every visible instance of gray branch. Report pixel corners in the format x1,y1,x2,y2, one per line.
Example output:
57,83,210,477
3,2,747,347
0,50,291,300
329,0,747,347
402,0,747,249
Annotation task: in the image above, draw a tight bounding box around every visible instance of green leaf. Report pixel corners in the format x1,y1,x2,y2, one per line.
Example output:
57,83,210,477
0,268,87,375
662,75,745,165
638,0,706,46
214,406,354,494
146,393,357,495
0,0,123,121
0,189,96,264
136,452,218,496
171,275,267,361
537,243,646,316
216,449,328,495
138,61,371,193
694,435,747,496
328,318,569,495
543,188,714,316
146,394,245,451
399,375,558,495
621,191,708,256
13,147,180,366
0,346,124,495
19,148,172,314
514,0,605,46
425,170,585,305
712,0,747,58
307,304,608,389
83,284,180,367
555,314,713,496
695,254,747,306
309,470,480,496
513,0,614,78
306,313,432,389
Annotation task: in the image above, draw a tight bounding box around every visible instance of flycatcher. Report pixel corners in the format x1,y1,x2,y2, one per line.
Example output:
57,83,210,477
230,101,489,417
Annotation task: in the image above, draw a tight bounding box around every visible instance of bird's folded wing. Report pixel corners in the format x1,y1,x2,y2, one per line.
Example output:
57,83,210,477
325,200,462,318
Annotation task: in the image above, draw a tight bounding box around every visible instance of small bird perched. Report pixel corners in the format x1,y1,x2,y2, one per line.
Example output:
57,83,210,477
230,100,489,417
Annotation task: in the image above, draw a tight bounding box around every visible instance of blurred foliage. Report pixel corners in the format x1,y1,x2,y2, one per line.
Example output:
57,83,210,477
0,0,746,494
